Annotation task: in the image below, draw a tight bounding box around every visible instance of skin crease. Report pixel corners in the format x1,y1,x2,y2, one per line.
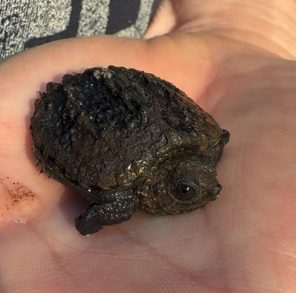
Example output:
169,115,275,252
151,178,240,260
0,0,296,292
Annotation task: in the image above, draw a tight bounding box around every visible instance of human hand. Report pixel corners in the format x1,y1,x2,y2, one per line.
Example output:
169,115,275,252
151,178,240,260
1,1,296,292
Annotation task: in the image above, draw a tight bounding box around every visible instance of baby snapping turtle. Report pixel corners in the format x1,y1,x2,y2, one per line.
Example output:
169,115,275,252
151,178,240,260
30,66,229,235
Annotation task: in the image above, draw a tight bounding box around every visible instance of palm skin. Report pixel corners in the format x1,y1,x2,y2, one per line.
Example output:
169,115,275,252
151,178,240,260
0,27,296,293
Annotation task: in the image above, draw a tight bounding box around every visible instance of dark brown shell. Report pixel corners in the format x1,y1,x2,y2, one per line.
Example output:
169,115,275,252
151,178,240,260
30,66,225,196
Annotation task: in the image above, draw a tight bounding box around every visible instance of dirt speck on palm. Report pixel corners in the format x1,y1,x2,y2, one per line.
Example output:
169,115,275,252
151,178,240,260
30,66,230,235
0,176,35,223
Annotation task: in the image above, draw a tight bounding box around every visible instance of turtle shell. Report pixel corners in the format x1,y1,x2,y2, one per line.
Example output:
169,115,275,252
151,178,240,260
30,66,224,199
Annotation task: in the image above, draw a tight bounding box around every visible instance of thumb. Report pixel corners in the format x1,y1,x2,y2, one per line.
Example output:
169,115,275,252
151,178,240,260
1,34,217,102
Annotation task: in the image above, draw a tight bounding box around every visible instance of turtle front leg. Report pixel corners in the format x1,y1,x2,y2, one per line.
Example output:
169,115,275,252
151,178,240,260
75,191,138,235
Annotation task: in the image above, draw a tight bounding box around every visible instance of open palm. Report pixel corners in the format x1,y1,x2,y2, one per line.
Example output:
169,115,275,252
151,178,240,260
0,32,295,292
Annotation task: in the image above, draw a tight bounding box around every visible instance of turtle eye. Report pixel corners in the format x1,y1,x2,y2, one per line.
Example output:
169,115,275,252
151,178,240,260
171,177,198,202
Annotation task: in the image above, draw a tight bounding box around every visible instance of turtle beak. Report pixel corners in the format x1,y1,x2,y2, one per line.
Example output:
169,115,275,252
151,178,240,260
208,180,222,200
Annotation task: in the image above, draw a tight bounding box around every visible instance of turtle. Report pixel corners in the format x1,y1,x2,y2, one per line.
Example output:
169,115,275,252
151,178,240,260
30,66,230,235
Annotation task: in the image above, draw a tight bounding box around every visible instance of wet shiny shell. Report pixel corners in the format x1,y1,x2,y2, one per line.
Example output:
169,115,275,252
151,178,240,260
30,66,223,197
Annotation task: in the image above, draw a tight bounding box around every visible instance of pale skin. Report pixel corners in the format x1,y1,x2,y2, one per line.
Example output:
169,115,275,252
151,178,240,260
0,0,296,292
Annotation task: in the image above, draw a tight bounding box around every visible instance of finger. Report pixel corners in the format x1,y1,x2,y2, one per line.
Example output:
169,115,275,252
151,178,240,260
0,34,220,100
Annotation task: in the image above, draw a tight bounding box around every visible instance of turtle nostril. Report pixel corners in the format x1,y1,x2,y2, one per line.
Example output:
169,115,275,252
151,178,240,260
222,129,230,145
